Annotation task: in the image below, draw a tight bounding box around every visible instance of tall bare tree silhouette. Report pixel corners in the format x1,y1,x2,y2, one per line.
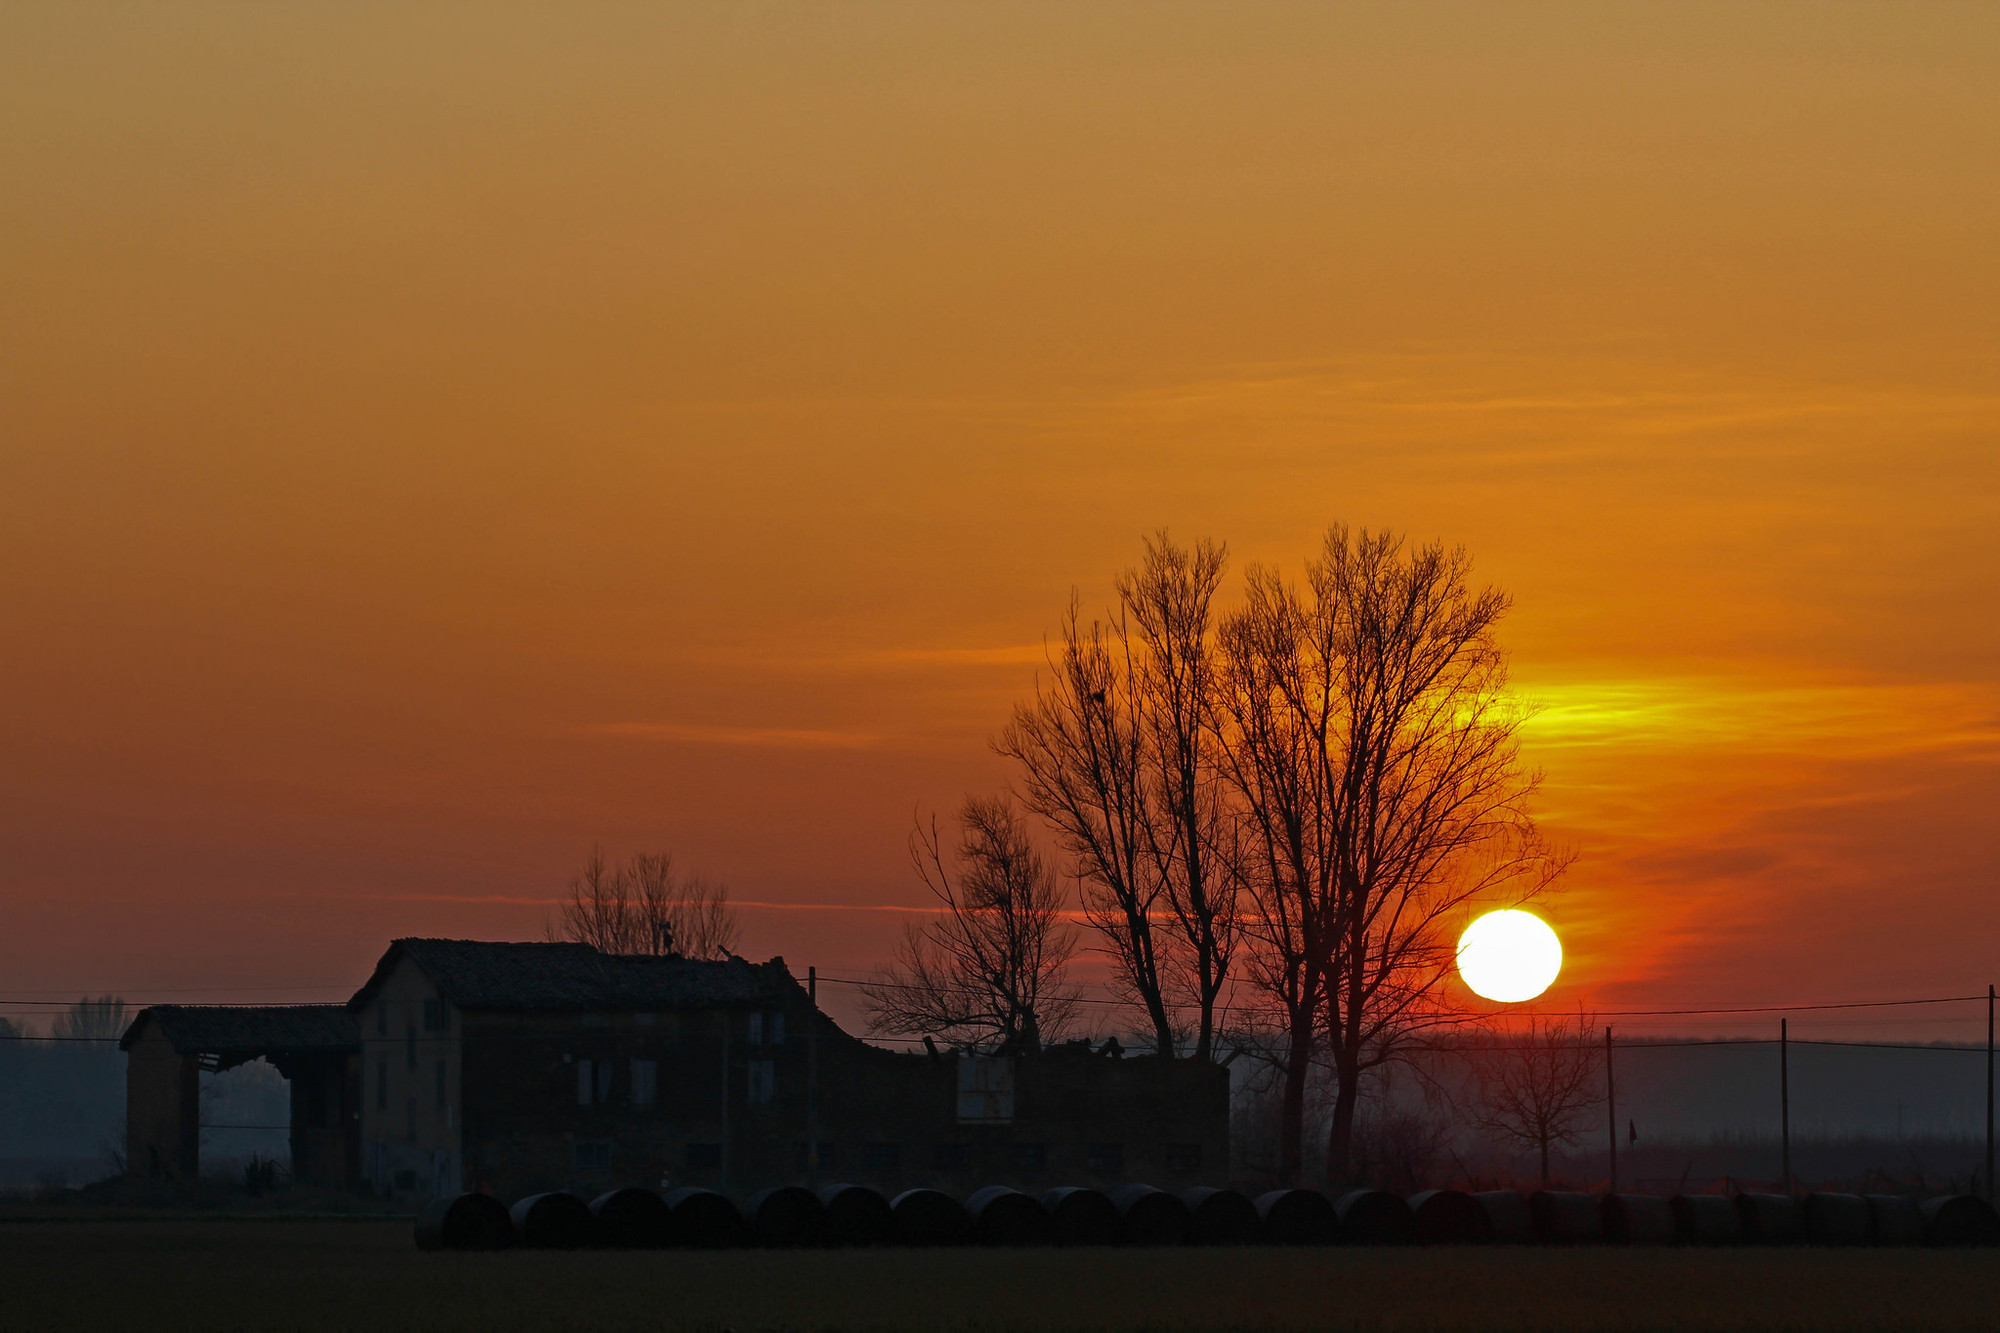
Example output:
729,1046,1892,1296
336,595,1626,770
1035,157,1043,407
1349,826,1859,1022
1215,528,1564,1185
1000,533,1240,1059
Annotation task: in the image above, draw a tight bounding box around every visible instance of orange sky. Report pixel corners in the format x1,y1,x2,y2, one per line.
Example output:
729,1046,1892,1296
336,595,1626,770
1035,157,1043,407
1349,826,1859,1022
3,4,1996,1039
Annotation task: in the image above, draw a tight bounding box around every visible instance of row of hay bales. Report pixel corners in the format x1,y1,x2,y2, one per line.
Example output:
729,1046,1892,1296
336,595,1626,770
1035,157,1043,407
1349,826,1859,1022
415,1181,2000,1251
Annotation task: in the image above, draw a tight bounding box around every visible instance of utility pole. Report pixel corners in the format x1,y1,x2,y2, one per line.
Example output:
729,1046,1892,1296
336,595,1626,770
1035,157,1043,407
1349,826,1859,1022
1605,1025,1618,1194
807,966,820,1189
1986,984,1994,1202
720,1013,731,1191
1780,1018,1790,1196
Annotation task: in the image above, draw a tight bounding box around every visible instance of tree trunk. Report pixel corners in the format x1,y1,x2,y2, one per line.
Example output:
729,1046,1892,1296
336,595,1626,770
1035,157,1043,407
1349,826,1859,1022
1278,1009,1313,1185
1539,1136,1549,1185
1139,966,1174,1058
1324,1043,1361,1190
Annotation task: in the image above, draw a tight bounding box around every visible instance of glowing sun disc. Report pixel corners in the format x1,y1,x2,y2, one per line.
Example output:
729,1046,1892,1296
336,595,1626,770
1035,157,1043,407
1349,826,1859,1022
1457,910,1562,1002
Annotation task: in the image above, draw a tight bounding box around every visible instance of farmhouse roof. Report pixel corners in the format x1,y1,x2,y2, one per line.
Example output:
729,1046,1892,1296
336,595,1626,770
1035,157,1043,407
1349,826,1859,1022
347,938,802,1013
118,1004,358,1054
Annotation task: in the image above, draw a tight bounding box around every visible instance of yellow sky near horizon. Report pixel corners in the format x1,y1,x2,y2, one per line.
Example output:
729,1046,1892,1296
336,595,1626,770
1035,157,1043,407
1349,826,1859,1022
2,2,1996,1036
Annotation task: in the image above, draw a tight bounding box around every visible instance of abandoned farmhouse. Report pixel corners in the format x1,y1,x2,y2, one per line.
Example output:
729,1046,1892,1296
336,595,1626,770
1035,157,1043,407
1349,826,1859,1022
120,938,1229,1199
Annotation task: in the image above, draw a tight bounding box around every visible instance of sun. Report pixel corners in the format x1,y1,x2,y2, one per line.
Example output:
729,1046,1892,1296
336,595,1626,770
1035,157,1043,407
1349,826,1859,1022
1456,909,1563,1002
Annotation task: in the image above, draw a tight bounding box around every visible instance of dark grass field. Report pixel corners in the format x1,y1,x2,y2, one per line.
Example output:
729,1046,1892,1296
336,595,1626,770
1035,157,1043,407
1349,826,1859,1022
3,1219,1998,1333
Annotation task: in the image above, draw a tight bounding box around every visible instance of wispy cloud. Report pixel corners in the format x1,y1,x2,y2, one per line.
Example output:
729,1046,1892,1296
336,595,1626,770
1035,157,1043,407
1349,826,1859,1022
576,722,884,750
1521,674,2000,762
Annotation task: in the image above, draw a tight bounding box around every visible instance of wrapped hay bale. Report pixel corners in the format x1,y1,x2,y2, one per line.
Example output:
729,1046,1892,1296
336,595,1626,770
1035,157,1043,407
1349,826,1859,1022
1669,1195,1740,1247
1180,1187,1261,1246
1801,1192,1871,1246
1474,1190,1534,1245
1255,1189,1337,1246
415,1192,513,1251
966,1185,1053,1246
509,1192,594,1249
818,1183,895,1247
1735,1192,1803,1245
1040,1187,1121,1247
746,1185,829,1248
1600,1194,1672,1246
1334,1189,1413,1245
589,1187,673,1248
1408,1190,1492,1245
1865,1194,1923,1247
889,1188,969,1246
1529,1190,1602,1245
663,1186,747,1248
1111,1184,1192,1246
1921,1195,2000,1247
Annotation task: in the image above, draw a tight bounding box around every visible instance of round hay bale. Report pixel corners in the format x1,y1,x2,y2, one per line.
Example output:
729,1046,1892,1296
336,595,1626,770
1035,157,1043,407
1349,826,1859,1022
663,1186,747,1248
1408,1190,1492,1245
589,1188,673,1248
1735,1192,1803,1245
745,1185,829,1248
1111,1184,1191,1246
415,1192,513,1251
1669,1195,1740,1246
889,1187,969,1246
1529,1190,1602,1245
509,1192,595,1249
1921,1194,2000,1247
966,1185,1053,1246
1181,1187,1261,1245
1254,1189,1337,1245
1801,1192,1871,1246
817,1183,895,1247
1335,1189,1413,1245
1865,1194,1923,1247
1041,1187,1120,1246
1600,1194,1672,1246
1474,1190,1533,1244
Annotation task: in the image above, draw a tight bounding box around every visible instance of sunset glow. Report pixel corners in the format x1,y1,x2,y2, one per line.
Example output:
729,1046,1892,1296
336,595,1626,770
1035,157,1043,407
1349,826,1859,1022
1,4,1996,1039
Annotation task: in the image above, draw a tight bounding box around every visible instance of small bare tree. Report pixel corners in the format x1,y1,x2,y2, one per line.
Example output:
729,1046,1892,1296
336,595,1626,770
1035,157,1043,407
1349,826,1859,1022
863,796,1080,1052
53,996,128,1043
1464,1009,1604,1184
549,849,738,959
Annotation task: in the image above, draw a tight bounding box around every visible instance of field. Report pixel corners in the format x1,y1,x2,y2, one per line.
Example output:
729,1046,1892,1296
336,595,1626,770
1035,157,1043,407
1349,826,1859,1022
2,1219,1998,1333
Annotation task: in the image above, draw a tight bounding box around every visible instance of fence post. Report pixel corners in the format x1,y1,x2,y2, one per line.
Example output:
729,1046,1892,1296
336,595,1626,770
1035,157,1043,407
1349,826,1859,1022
1780,1017,1790,1196
1986,984,1994,1202
1605,1025,1617,1194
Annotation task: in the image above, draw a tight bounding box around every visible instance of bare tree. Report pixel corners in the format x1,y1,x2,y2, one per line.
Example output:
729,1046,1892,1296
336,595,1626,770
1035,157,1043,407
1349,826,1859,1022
1212,562,1338,1184
998,596,1171,1053
53,995,128,1043
1316,530,1565,1182
998,533,1239,1059
1121,534,1240,1062
1214,527,1564,1185
549,848,738,959
863,796,1080,1052
1463,1009,1604,1183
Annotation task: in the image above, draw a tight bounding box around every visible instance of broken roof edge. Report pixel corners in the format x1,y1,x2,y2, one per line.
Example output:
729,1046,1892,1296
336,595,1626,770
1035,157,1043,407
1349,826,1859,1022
119,1003,359,1054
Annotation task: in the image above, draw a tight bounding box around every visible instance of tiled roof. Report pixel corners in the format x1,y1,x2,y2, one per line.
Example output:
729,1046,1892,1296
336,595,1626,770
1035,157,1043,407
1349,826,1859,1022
119,1004,359,1054
347,938,803,1013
